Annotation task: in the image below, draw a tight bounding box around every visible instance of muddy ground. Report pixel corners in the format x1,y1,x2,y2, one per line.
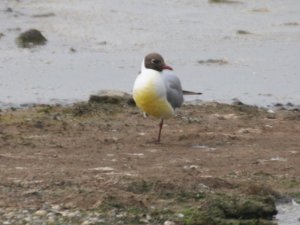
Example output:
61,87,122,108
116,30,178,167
0,100,300,224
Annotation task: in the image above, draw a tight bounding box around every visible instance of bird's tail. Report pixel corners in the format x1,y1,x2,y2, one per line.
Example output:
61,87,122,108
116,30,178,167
182,90,202,95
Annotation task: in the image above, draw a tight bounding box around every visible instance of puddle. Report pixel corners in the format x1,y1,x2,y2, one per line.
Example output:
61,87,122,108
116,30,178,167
276,200,300,225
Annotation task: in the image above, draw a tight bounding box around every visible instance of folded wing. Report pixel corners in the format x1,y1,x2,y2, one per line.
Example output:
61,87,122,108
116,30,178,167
161,71,184,109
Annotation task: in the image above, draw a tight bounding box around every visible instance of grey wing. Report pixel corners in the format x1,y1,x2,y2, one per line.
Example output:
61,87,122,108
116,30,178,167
162,72,184,109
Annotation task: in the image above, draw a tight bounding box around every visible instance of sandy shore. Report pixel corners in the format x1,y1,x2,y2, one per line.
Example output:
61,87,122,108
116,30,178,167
0,100,299,224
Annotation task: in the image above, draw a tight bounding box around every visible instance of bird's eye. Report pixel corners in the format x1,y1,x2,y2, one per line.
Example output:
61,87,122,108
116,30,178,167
151,59,160,64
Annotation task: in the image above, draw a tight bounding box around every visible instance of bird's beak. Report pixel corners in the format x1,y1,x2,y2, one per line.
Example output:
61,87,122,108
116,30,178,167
162,64,173,70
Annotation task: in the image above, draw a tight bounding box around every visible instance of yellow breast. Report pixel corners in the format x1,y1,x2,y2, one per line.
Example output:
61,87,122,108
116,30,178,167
133,71,174,119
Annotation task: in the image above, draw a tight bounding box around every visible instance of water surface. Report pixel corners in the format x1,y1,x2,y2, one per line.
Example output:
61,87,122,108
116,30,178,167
0,0,300,108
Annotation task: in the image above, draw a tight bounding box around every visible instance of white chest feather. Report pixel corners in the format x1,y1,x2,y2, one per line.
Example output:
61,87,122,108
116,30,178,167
133,69,174,118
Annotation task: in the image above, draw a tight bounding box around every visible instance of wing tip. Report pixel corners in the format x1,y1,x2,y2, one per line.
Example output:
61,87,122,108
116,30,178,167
182,90,202,95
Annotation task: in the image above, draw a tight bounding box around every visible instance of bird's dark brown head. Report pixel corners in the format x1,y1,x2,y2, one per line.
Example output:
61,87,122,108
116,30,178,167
144,53,173,72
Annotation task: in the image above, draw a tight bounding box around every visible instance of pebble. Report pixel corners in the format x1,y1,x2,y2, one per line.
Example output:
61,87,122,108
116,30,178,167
164,220,176,225
237,128,261,134
81,221,92,225
66,210,81,218
34,209,47,216
183,165,199,170
177,213,185,218
0,206,111,224
89,167,114,172
51,204,61,211
89,90,132,104
15,29,47,48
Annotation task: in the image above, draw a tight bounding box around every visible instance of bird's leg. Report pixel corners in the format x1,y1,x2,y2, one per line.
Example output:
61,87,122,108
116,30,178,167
157,119,164,143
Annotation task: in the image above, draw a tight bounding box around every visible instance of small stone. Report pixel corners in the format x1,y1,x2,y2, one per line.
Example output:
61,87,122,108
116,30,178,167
116,212,127,218
66,210,80,218
270,156,286,161
131,153,144,157
274,103,285,110
23,189,40,196
88,217,102,223
146,214,152,220
266,109,276,119
213,113,237,120
63,202,76,209
237,128,261,134
274,103,283,107
34,209,47,216
51,204,61,211
237,30,253,35
81,221,92,225
104,137,119,143
15,166,27,170
232,98,244,105
89,90,132,104
16,29,47,48
140,218,149,223
164,221,176,225
89,167,114,172
183,165,199,170
177,213,184,218
61,210,69,217
223,113,237,119
70,47,76,52
32,13,55,18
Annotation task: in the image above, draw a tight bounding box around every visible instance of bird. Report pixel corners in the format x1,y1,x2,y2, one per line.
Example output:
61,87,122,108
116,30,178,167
133,53,201,143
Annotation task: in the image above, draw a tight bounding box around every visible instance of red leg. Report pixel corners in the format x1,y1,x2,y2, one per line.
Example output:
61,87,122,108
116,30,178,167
157,119,164,143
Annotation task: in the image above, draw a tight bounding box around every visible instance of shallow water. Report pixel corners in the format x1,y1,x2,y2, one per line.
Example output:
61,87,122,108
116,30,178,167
0,0,300,108
276,201,300,225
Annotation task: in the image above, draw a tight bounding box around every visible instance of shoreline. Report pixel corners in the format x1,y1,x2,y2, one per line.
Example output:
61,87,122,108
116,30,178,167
1,97,300,224
1,91,299,112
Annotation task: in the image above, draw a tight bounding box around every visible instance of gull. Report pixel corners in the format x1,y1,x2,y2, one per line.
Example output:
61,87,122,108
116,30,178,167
133,53,201,143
